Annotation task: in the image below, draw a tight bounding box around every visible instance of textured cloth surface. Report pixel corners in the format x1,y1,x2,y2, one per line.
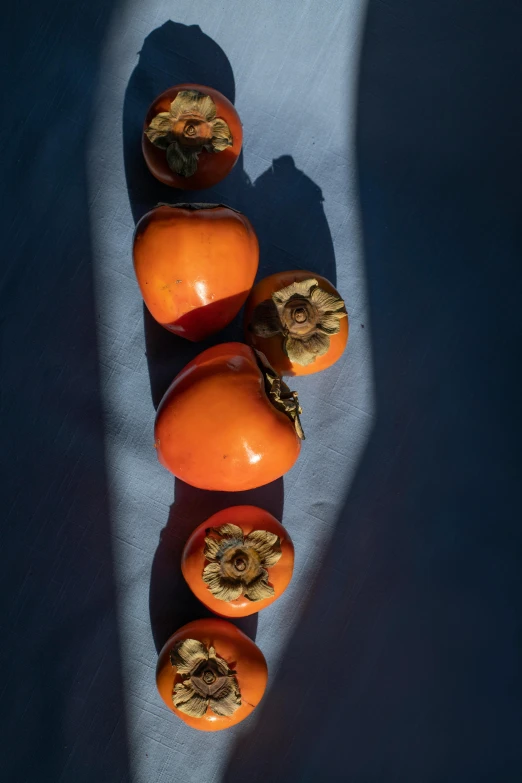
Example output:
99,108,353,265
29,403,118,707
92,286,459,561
1,1,522,782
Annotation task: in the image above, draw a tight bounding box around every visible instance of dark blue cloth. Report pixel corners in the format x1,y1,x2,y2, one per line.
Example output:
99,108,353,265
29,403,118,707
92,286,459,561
1,2,521,782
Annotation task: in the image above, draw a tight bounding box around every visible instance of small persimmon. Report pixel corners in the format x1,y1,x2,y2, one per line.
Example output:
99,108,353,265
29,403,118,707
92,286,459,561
244,270,348,376
182,506,294,618
156,618,267,731
133,204,258,341
154,343,304,491
143,83,242,189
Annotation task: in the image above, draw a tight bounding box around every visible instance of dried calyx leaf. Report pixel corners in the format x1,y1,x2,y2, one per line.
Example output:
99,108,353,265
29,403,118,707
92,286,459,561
250,278,347,366
171,638,241,718
255,350,305,439
202,523,282,602
145,89,233,177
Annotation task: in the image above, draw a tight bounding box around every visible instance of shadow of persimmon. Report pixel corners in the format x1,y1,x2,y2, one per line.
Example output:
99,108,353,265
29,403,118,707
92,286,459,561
143,289,252,409
149,476,285,653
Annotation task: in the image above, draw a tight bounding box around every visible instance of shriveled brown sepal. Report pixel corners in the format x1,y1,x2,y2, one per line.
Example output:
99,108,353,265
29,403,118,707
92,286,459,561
202,523,282,603
255,350,305,439
171,638,241,718
145,89,233,177
250,278,347,367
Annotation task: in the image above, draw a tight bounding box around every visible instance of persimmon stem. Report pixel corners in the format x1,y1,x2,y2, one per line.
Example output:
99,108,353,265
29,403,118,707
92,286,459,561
254,350,305,440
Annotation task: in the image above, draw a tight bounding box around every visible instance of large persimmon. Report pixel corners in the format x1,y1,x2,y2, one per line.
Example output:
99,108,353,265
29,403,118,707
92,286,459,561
156,618,267,731
143,83,242,190
182,506,294,617
154,343,304,491
244,270,348,376
133,204,258,341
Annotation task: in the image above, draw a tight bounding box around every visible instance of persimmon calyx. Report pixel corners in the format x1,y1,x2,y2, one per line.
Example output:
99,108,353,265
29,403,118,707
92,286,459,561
145,90,233,177
250,279,347,366
202,523,282,602
171,639,241,717
255,350,305,440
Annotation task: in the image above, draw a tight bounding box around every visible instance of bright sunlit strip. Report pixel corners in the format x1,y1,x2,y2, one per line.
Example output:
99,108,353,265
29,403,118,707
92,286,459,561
88,0,372,780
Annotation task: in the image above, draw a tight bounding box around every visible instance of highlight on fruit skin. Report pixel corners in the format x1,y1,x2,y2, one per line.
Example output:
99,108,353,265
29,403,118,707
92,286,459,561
244,270,348,376
142,83,242,190
156,618,268,731
182,506,295,617
154,342,304,492
133,203,259,341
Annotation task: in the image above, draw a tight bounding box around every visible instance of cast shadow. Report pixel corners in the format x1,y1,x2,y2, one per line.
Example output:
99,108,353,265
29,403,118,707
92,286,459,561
217,152,338,284
149,477,285,652
222,2,522,782
123,20,238,224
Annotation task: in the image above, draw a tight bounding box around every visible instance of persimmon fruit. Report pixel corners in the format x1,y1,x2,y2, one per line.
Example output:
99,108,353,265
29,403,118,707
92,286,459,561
245,270,348,376
154,343,304,491
182,506,294,617
143,83,242,189
157,618,267,731
133,203,258,341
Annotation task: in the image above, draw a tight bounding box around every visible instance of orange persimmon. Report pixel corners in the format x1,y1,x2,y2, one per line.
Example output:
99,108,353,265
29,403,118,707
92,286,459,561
182,506,294,617
157,618,267,731
133,204,259,341
244,270,348,376
154,343,304,491
143,83,242,189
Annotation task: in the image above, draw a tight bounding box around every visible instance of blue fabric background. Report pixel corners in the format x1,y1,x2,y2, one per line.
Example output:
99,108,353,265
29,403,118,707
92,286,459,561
1,1,521,781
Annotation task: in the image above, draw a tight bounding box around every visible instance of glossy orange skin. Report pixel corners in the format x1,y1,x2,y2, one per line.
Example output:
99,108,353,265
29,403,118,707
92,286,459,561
182,506,294,617
157,618,268,732
154,343,302,491
133,205,259,341
142,83,242,190
244,270,349,376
